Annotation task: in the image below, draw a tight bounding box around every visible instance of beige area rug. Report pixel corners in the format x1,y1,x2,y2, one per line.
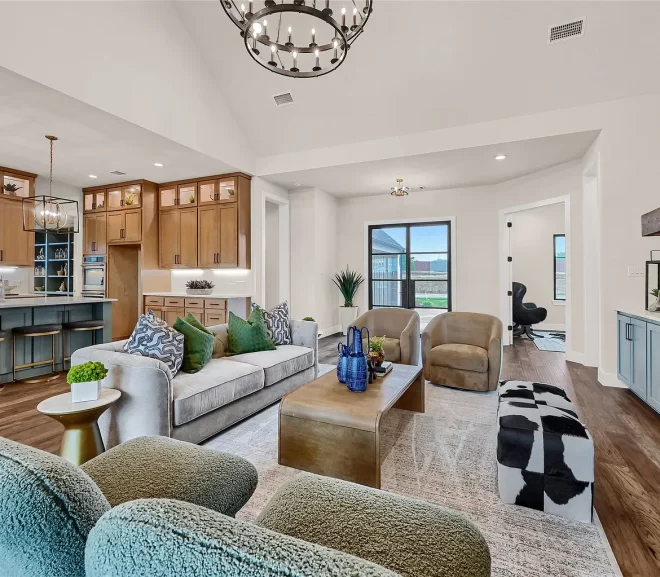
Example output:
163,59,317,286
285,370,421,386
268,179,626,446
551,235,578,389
204,378,620,577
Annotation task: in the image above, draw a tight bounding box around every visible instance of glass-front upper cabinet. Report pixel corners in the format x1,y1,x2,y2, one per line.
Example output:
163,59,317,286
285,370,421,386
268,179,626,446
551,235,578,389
159,185,177,209
107,184,141,210
83,190,106,213
2,171,33,198
177,183,198,207
198,177,237,204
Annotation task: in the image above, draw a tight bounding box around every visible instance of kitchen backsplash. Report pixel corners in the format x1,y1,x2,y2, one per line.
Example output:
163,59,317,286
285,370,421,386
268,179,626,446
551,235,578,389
170,269,253,295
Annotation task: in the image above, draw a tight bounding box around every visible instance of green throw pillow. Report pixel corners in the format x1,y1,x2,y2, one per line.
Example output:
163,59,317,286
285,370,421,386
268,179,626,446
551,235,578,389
184,312,212,335
173,317,214,373
228,309,276,354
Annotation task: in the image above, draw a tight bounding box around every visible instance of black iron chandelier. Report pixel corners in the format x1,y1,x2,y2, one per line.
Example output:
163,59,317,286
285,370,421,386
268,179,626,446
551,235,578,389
220,0,374,78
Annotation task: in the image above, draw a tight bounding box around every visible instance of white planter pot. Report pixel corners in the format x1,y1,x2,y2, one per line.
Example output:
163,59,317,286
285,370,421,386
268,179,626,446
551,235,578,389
339,306,359,335
71,380,101,403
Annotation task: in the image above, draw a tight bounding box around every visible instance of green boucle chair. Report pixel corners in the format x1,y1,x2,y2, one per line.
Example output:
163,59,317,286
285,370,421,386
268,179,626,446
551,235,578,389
0,436,258,577
85,473,491,577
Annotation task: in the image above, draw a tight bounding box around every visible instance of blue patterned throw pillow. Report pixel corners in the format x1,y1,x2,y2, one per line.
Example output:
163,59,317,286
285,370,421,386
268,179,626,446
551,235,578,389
251,301,291,345
124,310,184,376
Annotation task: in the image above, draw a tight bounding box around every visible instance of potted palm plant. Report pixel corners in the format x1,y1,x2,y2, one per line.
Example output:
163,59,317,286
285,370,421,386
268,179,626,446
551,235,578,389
333,266,365,335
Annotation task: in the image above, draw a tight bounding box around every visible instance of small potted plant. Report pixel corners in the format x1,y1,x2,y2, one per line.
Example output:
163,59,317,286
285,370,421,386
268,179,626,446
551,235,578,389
302,316,315,322
188,193,196,204
186,279,215,295
3,183,21,196
369,335,386,366
333,266,364,335
67,361,108,403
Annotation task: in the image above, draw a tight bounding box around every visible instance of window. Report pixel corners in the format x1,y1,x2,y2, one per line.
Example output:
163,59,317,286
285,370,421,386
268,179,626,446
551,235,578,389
553,234,566,301
368,222,451,311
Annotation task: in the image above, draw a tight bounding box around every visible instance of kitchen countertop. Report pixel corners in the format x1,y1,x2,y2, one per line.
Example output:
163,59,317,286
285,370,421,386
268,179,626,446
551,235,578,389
0,296,117,309
143,292,251,299
617,308,660,323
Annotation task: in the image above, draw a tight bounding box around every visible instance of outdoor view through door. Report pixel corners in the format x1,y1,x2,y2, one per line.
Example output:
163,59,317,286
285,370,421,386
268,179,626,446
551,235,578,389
369,222,451,324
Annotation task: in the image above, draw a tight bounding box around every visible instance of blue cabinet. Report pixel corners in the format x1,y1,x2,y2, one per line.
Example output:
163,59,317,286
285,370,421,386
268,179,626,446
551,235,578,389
646,322,660,412
617,311,660,413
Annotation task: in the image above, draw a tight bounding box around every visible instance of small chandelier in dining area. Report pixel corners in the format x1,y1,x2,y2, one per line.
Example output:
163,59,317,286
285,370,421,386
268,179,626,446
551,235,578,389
391,178,409,197
220,0,373,78
22,135,79,233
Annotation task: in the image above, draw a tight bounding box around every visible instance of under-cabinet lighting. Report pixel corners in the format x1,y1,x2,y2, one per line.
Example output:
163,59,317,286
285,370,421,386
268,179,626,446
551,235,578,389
171,269,203,275
0,267,18,273
212,269,250,276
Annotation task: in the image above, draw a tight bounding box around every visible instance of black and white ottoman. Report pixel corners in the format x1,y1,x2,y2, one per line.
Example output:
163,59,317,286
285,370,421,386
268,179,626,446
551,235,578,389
496,381,594,523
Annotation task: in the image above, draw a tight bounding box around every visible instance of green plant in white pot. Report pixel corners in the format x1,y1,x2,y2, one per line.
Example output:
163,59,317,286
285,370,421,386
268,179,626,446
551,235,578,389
333,266,365,335
67,361,108,403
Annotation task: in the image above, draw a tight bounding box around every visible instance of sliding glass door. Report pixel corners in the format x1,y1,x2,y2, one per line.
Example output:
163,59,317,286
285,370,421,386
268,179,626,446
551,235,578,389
368,222,452,312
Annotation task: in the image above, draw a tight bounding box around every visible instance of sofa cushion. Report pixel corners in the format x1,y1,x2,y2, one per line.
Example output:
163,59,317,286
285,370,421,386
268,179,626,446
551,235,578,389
430,343,488,373
172,360,264,426
173,317,214,374
124,312,184,377
382,337,401,363
230,345,314,387
227,309,276,354
252,301,292,345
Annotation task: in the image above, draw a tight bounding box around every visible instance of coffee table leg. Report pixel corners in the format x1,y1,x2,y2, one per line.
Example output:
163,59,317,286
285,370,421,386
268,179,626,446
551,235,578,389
280,414,380,488
393,369,425,413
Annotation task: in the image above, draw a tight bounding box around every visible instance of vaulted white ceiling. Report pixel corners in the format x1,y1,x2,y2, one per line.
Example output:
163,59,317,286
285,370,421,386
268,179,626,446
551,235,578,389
177,1,660,158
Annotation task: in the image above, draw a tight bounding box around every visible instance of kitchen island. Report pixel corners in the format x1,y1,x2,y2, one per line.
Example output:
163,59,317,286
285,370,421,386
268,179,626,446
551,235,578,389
0,296,115,384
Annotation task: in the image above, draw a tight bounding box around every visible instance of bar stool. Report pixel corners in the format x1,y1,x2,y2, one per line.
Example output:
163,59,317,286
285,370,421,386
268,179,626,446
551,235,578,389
0,330,6,391
13,324,63,383
63,320,105,367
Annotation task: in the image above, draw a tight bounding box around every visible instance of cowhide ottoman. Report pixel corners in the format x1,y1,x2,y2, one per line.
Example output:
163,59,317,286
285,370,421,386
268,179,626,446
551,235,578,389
496,381,594,523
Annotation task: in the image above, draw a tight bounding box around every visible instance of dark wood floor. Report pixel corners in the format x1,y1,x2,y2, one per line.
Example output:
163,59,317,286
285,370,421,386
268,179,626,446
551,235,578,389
1,337,659,576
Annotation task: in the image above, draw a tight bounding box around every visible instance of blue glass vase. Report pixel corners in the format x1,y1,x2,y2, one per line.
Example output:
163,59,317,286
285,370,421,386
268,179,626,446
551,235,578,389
345,326,369,392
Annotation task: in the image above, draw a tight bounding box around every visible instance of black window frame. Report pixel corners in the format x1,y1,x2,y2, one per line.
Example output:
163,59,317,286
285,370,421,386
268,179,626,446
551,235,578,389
553,233,566,301
367,221,452,311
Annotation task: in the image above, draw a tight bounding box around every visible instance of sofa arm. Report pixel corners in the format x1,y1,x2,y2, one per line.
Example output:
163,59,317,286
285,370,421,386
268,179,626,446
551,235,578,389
257,474,491,577
290,319,319,370
85,499,399,577
421,314,444,380
71,346,173,449
400,313,421,366
81,436,257,516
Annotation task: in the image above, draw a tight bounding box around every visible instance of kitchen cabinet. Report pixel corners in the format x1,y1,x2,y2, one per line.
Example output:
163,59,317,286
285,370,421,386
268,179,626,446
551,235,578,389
617,311,660,413
107,209,142,244
0,196,33,266
159,207,197,268
107,184,141,211
143,295,229,327
1,166,35,199
158,173,251,270
83,189,106,213
83,213,107,255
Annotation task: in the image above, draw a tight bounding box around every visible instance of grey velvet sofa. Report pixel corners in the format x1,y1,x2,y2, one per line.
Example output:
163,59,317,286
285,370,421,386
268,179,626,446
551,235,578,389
71,319,318,448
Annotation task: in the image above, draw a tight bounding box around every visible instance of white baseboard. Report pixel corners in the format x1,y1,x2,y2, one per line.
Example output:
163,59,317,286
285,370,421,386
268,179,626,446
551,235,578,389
537,323,566,332
597,368,629,388
319,325,341,337
565,350,585,365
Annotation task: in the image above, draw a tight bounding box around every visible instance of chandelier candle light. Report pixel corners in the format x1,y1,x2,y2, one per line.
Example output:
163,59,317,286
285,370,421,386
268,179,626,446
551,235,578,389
220,0,373,78
391,178,410,197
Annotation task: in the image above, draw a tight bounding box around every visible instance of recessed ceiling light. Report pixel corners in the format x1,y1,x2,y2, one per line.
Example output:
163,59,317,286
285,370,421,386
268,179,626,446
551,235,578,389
88,174,98,179
495,154,507,161
293,182,301,187
154,162,164,167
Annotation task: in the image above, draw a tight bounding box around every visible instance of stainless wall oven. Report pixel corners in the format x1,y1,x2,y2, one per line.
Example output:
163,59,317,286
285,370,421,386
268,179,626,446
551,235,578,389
82,255,106,297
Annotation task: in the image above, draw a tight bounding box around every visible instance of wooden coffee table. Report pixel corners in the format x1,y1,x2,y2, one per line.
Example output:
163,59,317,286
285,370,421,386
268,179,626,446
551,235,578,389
279,364,424,488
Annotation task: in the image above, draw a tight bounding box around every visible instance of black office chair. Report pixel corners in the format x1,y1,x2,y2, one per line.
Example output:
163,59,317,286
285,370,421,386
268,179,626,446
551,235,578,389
512,282,547,341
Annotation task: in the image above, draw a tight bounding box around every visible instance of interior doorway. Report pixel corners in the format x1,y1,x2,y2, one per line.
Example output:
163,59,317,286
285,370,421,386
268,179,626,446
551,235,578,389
500,196,571,352
264,200,280,310
367,221,452,329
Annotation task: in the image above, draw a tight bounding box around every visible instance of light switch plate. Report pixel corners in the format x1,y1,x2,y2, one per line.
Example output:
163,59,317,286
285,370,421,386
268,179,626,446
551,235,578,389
628,266,645,277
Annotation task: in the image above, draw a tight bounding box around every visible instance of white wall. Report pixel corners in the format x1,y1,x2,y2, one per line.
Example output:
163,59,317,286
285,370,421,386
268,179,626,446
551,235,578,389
289,187,339,333
264,202,279,309
0,1,254,174
510,203,566,330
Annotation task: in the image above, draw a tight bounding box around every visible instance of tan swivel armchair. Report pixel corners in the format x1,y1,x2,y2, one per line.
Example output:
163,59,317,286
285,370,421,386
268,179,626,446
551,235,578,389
353,308,420,365
422,312,503,391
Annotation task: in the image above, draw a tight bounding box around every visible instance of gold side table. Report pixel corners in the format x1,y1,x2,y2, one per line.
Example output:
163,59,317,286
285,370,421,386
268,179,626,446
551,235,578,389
37,388,121,466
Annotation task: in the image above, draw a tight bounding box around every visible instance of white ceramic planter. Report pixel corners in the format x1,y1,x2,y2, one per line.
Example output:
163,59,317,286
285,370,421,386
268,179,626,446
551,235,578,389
339,306,359,335
71,380,101,403
186,288,214,295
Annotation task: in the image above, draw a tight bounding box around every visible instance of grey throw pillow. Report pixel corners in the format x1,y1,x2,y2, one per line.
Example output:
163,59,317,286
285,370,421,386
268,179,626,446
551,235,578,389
124,311,184,376
251,301,291,345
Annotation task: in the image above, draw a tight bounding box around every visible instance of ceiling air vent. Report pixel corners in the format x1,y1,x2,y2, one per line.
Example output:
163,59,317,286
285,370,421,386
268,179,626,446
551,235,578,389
273,92,294,107
109,170,126,176
548,18,585,44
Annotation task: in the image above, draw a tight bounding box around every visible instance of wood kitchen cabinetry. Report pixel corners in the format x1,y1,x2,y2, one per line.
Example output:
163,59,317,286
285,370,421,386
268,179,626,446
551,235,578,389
0,196,34,267
107,209,141,243
83,213,107,254
143,295,228,326
158,173,250,270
